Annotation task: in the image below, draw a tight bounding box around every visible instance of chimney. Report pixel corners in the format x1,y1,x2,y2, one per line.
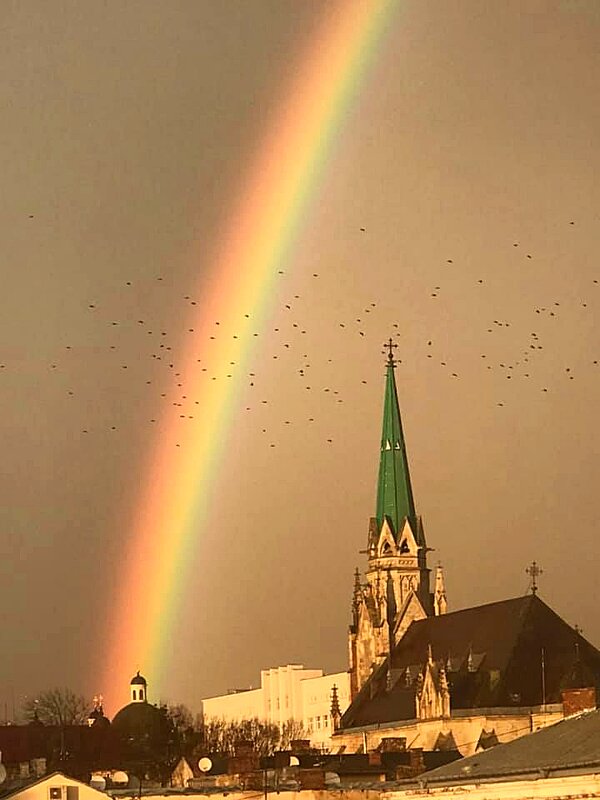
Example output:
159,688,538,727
290,739,311,753
561,687,597,717
408,748,425,775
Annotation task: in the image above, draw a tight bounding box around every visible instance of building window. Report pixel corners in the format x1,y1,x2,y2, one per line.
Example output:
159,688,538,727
316,716,321,729
323,715,329,728
132,690,137,701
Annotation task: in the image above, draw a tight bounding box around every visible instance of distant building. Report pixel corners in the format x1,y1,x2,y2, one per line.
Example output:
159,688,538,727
201,665,351,750
0,674,175,787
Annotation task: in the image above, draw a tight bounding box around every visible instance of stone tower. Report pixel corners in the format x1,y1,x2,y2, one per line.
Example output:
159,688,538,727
348,341,447,699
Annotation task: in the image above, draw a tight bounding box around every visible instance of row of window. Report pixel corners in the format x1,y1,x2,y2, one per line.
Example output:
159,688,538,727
306,691,348,704
268,697,290,711
306,714,330,732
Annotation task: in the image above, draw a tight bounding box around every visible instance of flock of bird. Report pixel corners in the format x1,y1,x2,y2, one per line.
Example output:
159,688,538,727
2,219,598,446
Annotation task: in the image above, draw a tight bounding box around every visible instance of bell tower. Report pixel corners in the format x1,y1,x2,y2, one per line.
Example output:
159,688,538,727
349,341,445,698
130,671,148,703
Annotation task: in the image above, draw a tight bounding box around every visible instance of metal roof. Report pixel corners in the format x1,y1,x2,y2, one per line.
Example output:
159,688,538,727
418,708,600,784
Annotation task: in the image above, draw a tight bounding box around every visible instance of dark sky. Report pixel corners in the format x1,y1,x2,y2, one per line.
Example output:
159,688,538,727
1,0,600,717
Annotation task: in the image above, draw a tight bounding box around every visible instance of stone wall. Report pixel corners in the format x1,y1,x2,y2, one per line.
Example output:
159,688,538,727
331,706,564,757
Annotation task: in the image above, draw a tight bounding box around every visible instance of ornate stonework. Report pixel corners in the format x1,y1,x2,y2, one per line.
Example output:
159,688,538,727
348,345,447,699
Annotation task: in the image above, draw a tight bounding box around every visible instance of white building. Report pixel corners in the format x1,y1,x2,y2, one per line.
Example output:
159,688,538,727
1,773,108,800
201,664,351,750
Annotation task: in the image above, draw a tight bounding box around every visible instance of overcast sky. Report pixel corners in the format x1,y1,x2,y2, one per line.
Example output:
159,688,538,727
1,0,600,717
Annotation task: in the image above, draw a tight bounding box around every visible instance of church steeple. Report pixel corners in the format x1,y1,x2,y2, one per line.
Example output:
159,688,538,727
376,340,417,537
348,341,438,699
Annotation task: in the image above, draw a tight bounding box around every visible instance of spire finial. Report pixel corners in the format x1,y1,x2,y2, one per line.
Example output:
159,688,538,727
383,337,398,367
526,561,543,595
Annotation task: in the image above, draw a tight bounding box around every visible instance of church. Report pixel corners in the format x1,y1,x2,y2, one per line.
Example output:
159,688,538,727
332,341,600,756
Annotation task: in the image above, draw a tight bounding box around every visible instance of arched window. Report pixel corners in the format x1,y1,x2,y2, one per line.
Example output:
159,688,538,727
139,689,144,701
133,690,137,701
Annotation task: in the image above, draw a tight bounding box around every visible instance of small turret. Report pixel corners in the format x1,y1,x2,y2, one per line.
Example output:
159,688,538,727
330,684,342,731
434,564,448,616
130,671,147,703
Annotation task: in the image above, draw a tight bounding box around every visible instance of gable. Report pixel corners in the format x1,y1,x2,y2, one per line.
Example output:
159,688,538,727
397,519,418,555
3,773,108,800
394,590,428,643
377,522,397,557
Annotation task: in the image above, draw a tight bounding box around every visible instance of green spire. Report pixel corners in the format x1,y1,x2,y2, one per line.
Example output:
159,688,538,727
375,340,417,537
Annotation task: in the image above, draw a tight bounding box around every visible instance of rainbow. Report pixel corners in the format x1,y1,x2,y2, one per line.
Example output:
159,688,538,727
100,0,399,712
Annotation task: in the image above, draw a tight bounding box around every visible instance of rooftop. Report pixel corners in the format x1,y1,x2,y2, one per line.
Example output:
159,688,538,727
416,707,600,784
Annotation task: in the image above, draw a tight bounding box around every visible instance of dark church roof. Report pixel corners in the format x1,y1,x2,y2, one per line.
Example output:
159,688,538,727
130,671,147,686
419,708,600,784
112,701,165,738
341,595,600,730
112,701,160,728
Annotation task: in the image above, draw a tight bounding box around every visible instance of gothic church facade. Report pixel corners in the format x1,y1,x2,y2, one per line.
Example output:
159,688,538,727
337,343,600,757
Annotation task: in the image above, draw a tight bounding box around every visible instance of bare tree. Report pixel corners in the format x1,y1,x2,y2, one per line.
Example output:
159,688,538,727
166,703,198,756
199,717,305,756
279,719,308,750
23,688,88,726
167,703,194,733
235,718,280,756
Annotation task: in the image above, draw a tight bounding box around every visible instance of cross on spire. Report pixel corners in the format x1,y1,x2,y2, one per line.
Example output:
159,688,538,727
526,561,543,595
383,337,398,366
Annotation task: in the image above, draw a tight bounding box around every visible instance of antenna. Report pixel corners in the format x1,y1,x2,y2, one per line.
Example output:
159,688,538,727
541,647,546,709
